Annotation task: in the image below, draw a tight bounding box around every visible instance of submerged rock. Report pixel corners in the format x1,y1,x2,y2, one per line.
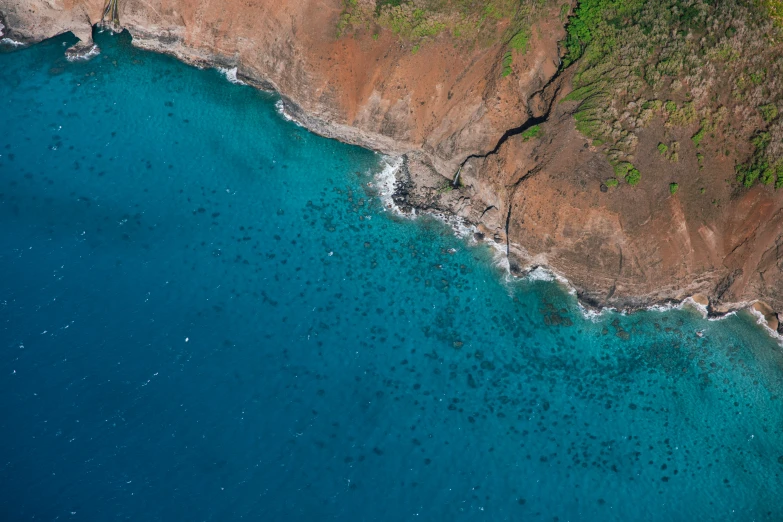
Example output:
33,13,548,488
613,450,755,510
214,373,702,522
65,42,100,61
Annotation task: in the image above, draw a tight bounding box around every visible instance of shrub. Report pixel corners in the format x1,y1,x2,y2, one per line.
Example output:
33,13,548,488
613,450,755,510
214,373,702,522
612,161,641,185
614,162,635,178
760,167,775,185
501,51,513,77
759,103,779,123
750,70,766,85
691,126,707,147
765,0,783,26
559,3,571,22
605,178,619,188
559,0,783,191
658,143,669,155
509,29,530,52
669,182,679,195
626,168,642,186
752,131,771,151
669,142,680,163
521,125,543,141
736,162,764,188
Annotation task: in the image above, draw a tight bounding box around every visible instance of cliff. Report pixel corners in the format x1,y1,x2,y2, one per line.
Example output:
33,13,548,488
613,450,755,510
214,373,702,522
2,0,781,331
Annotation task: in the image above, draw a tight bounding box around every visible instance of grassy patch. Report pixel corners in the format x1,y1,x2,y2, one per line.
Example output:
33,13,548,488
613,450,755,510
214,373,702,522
614,162,642,185
521,125,543,141
501,51,514,77
561,0,783,191
509,28,530,52
765,0,783,26
339,0,547,50
759,103,779,123
691,127,706,147
626,168,642,186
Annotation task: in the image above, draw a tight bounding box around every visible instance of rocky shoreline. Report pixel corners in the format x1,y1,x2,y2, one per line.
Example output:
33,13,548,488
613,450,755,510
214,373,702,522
384,152,783,338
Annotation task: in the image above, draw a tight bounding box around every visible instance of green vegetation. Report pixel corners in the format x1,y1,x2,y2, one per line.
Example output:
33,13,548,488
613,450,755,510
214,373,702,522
605,178,619,188
559,3,571,22
691,117,717,148
691,127,706,148
735,132,778,187
766,0,783,25
436,181,454,194
509,28,530,52
338,1,549,44
626,168,642,186
336,1,555,77
560,0,783,190
657,141,680,162
521,124,543,141
669,182,679,195
759,103,779,123
614,162,641,186
501,51,514,77
337,1,783,192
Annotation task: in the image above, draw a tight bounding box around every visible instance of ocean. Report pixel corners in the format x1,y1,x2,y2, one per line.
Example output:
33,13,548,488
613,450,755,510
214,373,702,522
1,31,782,521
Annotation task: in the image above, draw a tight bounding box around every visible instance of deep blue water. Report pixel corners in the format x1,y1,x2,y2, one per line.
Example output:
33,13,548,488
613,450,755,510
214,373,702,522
1,31,783,521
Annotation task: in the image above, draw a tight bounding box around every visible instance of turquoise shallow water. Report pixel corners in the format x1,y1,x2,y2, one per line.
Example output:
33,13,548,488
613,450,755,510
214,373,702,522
1,31,783,521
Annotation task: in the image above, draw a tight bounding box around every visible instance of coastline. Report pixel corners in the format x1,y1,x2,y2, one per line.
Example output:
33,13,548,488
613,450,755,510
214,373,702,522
374,154,783,344
3,23,780,343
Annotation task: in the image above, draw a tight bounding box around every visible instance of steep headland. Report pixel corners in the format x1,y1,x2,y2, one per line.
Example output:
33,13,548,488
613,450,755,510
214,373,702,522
2,0,781,331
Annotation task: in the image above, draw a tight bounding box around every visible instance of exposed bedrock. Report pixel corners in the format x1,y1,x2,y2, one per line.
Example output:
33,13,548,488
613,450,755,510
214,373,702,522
2,0,781,321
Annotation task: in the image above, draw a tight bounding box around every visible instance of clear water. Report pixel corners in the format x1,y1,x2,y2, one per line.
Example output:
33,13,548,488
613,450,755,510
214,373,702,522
1,32,782,521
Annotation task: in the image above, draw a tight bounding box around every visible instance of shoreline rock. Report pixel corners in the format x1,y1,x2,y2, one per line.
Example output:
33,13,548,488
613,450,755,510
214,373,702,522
65,42,100,61
752,302,781,333
385,156,783,336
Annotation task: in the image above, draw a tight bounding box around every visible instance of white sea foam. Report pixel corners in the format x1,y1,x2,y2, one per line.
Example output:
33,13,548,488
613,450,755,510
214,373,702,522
645,302,683,313
65,44,100,62
709,310,738,321
275,99,295,122
486,241,510,274
372,156,405,215
524,266,555,282
578,303,617,322
217,67,245,85
428,211,474,239
522,266,577,296
1,37,25,48
681,296,708,318
748,305,783,345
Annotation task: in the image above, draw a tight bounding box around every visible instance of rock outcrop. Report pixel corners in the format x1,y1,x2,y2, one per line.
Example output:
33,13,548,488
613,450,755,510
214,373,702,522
1,0,781,326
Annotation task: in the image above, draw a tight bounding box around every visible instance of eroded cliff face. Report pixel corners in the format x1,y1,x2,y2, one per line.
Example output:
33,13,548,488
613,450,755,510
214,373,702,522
460,94,783,319
2,0,781,327
1,0,561,173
